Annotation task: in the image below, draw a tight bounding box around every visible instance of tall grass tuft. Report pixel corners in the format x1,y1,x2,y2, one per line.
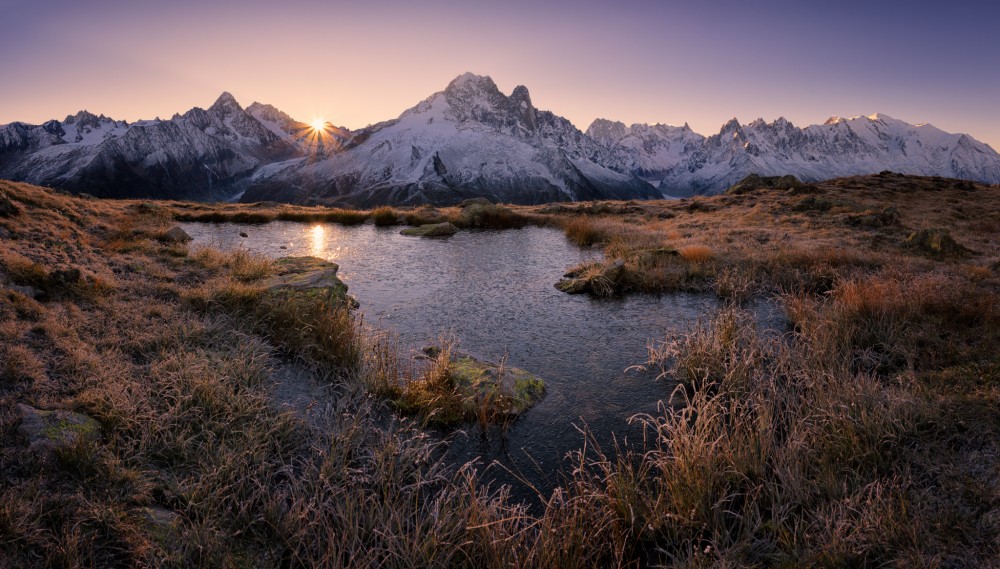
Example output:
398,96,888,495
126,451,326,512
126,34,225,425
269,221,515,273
371,206,401,226
564,216,606,246
456,204,530,229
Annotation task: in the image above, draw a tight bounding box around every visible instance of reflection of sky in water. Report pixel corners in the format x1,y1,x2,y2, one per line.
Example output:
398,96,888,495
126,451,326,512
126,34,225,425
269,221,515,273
182,221,736,502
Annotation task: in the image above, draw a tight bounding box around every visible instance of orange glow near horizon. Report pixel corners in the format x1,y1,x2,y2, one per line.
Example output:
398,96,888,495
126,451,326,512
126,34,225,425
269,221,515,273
2,2,997,151
293,120,341,161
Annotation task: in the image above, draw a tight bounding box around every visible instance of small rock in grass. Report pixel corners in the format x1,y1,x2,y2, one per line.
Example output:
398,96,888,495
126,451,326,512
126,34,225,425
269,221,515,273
0,191,21,217
9,284,39,298
17,404,101,457
162,226,192,243
48,268,81,287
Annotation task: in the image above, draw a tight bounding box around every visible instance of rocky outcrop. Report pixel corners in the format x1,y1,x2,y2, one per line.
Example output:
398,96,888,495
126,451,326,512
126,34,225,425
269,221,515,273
265,256,351,303
904,228,972,258
726,174,802,195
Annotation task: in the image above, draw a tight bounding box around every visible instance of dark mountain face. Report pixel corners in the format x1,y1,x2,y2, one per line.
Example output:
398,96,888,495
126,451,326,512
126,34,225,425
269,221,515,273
0,93,297,201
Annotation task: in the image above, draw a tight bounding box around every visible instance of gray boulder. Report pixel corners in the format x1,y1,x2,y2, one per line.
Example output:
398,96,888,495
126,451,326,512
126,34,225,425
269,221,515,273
162,226,192,243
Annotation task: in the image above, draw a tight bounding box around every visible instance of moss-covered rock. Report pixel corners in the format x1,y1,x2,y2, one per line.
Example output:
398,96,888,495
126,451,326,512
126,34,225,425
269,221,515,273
905,228,972,258
398,350,547,425
264,256,352,304
400,222,458,237
17,404,101,457
791,196,834,212
448,355,546,416
137,506,182,549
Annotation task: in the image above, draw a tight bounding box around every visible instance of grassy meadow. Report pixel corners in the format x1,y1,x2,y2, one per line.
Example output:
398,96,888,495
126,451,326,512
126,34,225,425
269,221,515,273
0,174,998,567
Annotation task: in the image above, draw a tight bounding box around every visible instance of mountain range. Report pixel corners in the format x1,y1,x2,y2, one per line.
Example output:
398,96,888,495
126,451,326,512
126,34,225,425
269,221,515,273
2,73,999,205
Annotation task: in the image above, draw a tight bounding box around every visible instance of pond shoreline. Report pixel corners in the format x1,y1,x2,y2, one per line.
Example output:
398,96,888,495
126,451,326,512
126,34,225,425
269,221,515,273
182,220,726,501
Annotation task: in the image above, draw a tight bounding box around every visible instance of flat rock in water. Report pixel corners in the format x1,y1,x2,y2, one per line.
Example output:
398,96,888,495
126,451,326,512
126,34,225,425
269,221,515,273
400,222,458,237
264,256,351,303
17,403,101,456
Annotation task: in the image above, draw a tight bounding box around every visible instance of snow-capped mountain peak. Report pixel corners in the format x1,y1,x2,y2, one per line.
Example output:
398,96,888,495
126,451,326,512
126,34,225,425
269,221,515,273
239,73,659,205
209,91,243,115
57,110,129,145
719,117,743,134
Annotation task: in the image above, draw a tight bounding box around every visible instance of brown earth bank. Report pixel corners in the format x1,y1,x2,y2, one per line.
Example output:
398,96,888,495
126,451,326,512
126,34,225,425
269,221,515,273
0,173,998,567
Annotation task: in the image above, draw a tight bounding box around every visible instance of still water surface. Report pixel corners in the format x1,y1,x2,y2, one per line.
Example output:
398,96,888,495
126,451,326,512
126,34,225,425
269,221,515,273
182,221,722,500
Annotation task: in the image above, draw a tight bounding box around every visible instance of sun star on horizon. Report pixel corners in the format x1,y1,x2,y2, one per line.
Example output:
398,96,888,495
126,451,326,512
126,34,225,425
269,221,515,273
310,119,326,132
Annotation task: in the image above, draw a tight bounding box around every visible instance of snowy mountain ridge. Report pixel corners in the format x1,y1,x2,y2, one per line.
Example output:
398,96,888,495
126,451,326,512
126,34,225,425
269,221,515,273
0,92,297,200
2,73,999,203
649,113,1000,195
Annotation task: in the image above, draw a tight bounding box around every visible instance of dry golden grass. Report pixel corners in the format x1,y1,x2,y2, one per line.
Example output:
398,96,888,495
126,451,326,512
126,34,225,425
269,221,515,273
546,173,1000,297
678,244,713,262
1,175,999,567
371,205,401,226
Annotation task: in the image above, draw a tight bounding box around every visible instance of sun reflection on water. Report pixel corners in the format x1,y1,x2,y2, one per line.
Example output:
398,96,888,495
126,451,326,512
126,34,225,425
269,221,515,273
310,225,326,257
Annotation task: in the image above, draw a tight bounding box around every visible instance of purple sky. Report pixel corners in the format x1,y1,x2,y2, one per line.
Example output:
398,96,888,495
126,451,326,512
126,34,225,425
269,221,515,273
2,0,998,148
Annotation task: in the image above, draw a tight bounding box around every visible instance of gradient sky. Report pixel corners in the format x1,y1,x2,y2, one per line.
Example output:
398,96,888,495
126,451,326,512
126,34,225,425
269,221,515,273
2,0,998,148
